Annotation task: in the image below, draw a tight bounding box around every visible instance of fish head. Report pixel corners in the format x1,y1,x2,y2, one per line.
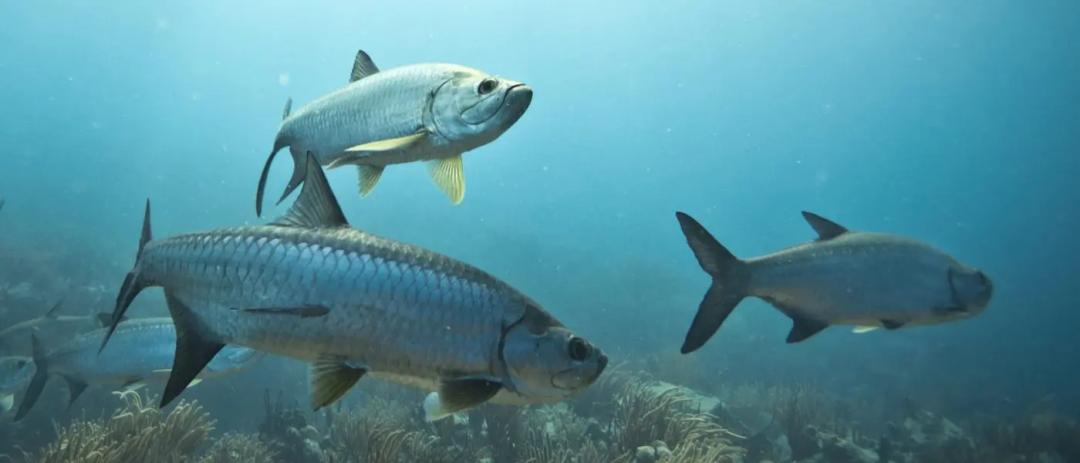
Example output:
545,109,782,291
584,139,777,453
0,356,34,393
501,306,607,401
948,264,993,316
203,346,263,376
431,70,532,145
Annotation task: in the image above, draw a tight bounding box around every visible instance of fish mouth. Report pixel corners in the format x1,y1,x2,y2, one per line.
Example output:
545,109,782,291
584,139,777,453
551,352,607,390
462,83,532,126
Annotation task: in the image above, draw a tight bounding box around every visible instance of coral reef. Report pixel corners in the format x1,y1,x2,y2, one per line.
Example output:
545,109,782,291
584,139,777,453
29,390,215,463
17,371,1080,463
199,432,278,463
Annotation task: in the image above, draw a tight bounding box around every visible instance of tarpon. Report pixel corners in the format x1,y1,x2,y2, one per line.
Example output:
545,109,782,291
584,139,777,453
108,153,606,420
14,318,261,420
675,211,993,352
0,299,114,355
255,49,533,215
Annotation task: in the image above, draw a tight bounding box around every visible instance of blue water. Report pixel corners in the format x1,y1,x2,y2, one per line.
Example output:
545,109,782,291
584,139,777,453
1,0,1078,459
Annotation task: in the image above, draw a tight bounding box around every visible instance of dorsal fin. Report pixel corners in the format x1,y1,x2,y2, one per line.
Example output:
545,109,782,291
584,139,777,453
349,50,379,83
271,152,349,228
801,211,848,240
43,297,66,319
282,97,292,120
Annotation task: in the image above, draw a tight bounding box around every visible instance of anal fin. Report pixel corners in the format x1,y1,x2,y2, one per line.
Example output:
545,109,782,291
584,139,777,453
427,155,465,204
423,378,501,421
62,376,89,409
786,315,829,343
310,355,367,410
357,165,385,197
162,293,224,408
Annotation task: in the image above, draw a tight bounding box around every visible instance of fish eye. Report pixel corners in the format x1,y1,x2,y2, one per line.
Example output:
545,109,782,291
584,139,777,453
16,360,27,368
567,336,590,361
477,78,499,95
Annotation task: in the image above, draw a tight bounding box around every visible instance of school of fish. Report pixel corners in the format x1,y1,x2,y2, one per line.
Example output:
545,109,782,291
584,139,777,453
0,48,992,422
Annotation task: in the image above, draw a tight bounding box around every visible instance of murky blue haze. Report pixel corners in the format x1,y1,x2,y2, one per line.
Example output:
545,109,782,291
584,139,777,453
0,0,1078,460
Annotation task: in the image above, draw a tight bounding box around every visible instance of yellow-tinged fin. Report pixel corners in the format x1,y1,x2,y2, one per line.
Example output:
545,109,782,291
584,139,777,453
310,356,367,410
0,393,12,413
358,165,385,197
427,155,465,204
344,132,426,153
853,326,879,334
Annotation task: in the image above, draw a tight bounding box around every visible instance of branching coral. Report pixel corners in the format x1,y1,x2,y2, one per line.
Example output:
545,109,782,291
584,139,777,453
323,396,456,463
33,390,215,463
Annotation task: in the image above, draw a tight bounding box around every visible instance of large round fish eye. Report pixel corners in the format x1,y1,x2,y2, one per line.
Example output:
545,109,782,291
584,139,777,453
567,336,590,361
478,78,499,95
16,360,27,368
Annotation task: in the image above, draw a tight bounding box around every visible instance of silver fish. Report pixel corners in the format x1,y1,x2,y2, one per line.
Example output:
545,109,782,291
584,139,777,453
675,211,993,351
14,318,261,420
0,356,32,413
108,154,605,420
256,49,533,215
0,299,113,355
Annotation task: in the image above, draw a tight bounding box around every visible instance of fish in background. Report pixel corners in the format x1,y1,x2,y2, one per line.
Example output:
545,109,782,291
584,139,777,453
108,153,606,421
0,299,116,356
675,211,993,352
0,197,5,212
256,49,533,215
0,356,32,413
14,318,262,420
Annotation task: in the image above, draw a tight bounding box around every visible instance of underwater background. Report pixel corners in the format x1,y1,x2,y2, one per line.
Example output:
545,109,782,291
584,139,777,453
1,1,1078,461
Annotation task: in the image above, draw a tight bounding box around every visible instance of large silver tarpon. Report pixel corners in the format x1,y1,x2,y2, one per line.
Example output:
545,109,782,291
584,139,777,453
108,154,605,420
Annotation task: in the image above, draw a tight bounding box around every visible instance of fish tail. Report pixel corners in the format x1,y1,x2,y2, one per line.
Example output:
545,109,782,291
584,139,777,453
675,212,749,354
14,333,49,421
101,199,153,352
255,138,303,217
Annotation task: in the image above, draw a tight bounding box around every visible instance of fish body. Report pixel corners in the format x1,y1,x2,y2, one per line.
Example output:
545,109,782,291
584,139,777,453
0,300,108,355
14,318,261,420
675,211,993,352
111,154,605,420
256,50,532,214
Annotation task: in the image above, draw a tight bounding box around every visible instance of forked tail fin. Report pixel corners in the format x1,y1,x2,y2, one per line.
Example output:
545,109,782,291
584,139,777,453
101,200,153,352
675,212,749,354
14,334,48,421
255,140,304,217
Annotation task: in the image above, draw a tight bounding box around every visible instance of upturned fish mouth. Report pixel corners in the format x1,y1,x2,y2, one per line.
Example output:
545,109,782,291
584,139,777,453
463,83,532,126
551,351,608,390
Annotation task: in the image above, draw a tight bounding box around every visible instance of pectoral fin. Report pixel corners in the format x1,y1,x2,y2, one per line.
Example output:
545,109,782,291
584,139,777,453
344,132,426,153
423,378,502,421
357,165,385,197
310,356,367,410
0,393,13,413
427,155,465,204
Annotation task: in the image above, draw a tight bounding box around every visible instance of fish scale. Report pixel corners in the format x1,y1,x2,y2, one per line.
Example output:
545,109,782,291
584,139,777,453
138,225,524,382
